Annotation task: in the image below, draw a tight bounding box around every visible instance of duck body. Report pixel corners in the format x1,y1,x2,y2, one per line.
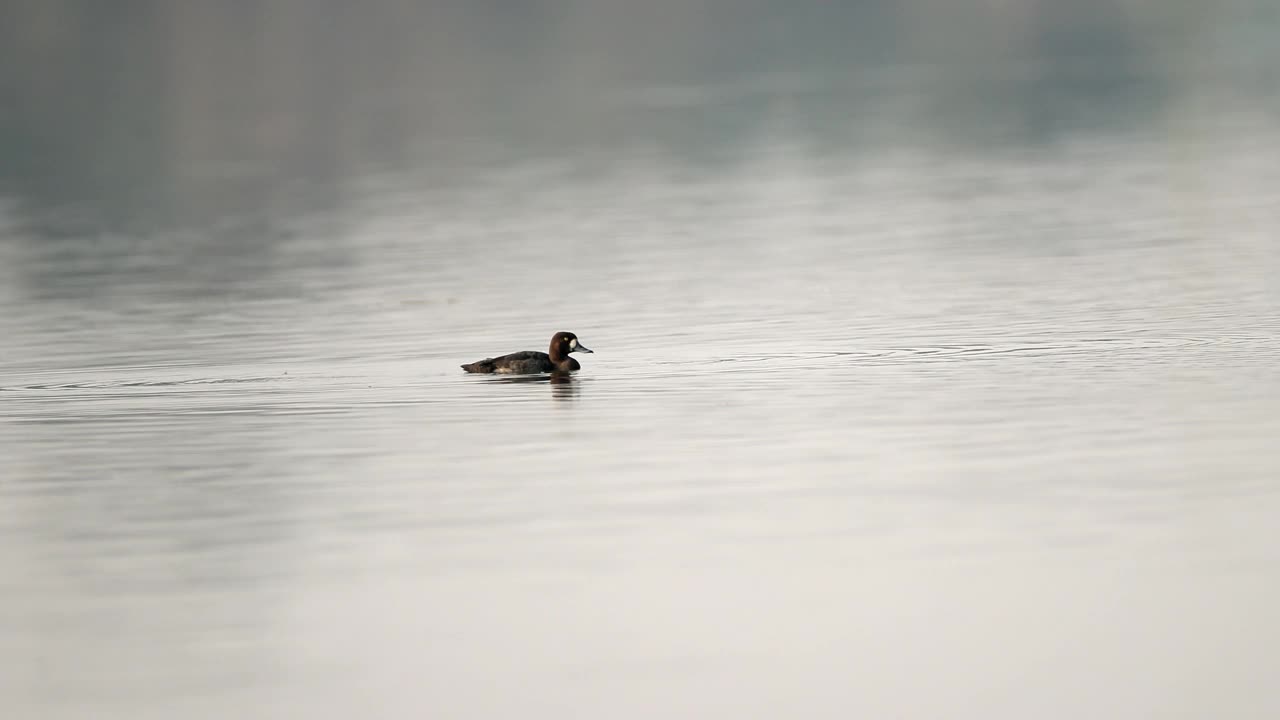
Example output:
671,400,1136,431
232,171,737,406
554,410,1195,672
461,331,593,374
461,350,578,374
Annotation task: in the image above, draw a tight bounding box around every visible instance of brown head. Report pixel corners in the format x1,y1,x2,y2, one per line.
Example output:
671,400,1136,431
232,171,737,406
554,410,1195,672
548,331,593,362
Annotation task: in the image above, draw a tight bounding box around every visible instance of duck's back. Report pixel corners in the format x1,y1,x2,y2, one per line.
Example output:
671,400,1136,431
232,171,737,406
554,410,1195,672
461,351,554,374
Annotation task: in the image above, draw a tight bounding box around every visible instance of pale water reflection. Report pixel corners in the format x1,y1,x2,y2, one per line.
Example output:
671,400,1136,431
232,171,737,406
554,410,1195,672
2,2,1280,719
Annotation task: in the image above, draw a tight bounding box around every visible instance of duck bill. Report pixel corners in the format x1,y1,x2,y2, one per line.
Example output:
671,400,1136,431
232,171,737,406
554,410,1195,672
574,343,593,354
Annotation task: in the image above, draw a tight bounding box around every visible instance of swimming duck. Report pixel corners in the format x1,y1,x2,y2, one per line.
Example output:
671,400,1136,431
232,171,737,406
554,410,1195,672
461,331,593,374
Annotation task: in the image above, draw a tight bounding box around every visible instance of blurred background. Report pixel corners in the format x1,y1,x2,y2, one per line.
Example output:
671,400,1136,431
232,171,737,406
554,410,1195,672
2,1,1278,718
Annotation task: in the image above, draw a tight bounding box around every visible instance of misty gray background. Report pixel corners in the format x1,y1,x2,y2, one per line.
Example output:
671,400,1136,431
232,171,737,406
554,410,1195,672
2,2,1279,718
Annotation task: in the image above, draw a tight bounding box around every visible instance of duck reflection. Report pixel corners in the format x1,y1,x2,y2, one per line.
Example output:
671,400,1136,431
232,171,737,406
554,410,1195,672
549,372,578,402
480,372,579,402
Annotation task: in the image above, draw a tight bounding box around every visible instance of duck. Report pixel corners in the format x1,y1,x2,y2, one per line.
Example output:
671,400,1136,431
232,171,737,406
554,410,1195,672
461,331,593,374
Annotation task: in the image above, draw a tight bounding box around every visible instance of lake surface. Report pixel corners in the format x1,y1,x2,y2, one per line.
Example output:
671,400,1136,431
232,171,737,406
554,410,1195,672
2,3,1279,718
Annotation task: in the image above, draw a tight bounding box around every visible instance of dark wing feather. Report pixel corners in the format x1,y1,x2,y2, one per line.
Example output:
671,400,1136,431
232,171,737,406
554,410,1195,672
461,350,550,374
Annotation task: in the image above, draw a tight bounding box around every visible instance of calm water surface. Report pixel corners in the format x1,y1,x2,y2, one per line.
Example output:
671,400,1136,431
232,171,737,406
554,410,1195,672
3,4,1280,718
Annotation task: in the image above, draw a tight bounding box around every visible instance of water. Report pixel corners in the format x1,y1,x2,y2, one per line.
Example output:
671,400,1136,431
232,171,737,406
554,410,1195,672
3,3,1280,718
